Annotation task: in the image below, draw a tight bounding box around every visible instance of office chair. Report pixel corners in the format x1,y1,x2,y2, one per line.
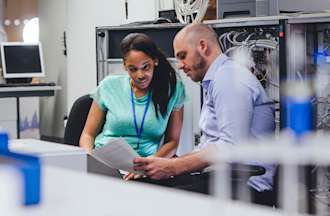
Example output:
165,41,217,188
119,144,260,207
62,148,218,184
63,95,93,146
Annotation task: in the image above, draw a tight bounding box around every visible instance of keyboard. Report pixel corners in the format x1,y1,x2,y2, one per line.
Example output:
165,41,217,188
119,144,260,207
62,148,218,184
0,82,56,87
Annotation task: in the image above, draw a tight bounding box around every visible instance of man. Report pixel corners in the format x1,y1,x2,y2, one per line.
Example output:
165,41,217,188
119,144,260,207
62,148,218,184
134,23,276,205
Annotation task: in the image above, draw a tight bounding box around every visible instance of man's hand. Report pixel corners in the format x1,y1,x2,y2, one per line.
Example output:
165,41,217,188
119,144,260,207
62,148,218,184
133,156,177,180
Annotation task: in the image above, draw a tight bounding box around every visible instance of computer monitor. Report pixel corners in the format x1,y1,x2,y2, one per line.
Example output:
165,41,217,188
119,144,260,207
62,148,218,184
0,42,45,79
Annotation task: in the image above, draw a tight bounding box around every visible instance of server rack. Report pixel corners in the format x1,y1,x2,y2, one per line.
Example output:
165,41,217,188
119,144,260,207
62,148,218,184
206,16,288,132
286,13,330,215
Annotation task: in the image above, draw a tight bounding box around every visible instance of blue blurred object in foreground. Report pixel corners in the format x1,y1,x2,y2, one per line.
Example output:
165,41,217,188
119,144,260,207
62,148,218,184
0,132,41,205
281,81,314,138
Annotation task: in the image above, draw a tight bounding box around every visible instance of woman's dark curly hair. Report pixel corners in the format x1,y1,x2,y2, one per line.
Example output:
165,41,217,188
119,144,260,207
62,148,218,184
120,33,177,118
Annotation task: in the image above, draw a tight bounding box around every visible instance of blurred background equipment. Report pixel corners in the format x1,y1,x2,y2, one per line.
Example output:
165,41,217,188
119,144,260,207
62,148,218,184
217,0,330,19
206,19,281,131
0,42,44,81
217,27,279,100
217,0,278,18
174,0,209,23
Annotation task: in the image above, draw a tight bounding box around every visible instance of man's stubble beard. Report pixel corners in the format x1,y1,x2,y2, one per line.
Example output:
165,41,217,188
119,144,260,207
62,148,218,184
191,53,207,82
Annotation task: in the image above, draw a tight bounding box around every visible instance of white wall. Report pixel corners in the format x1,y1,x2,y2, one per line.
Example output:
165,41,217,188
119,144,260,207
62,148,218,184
38,0,67,138
67,0,124,112
66,0,158,111
0,0,7,43
67,0,120,112
158,0,174,11
126,0,157,23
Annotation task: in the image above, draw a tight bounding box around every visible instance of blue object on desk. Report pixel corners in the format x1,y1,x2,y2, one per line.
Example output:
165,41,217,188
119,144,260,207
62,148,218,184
0,132,41,205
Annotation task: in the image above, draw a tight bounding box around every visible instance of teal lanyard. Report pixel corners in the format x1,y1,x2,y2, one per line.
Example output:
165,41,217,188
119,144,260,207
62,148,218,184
130,87,151,151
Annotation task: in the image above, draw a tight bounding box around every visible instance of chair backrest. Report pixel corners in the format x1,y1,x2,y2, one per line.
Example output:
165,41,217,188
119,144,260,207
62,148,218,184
64,95,93,146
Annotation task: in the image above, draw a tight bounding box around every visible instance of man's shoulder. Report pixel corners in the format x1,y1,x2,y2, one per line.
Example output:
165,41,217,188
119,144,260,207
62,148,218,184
221,61,259,82
211,60,264,97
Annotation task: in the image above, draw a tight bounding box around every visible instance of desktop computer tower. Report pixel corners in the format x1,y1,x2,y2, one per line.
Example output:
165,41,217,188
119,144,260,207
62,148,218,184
217,0,278,18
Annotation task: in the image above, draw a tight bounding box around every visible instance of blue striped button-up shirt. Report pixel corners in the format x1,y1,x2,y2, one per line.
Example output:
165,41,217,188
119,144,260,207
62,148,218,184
197,54,276,192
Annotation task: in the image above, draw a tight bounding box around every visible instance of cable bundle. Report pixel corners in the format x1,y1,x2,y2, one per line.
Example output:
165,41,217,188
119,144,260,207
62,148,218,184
174,0,209,23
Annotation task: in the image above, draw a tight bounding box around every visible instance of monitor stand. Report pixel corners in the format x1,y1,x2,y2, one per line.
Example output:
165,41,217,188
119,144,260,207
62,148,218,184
6,78,32,84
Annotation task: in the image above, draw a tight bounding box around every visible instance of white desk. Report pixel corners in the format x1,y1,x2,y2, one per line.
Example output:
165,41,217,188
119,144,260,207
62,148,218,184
9,139,87,171
0,85,62,96
0,166,285,216
0,86,61,138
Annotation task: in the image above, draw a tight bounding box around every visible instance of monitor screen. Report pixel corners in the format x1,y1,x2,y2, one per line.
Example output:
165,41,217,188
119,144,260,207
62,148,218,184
0,42,45,78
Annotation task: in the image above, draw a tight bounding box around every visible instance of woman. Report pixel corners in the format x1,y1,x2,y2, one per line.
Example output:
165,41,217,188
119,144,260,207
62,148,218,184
80,33,185,179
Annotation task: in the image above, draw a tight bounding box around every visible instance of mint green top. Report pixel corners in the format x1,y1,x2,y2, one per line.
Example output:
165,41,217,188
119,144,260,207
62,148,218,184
90,74,186,157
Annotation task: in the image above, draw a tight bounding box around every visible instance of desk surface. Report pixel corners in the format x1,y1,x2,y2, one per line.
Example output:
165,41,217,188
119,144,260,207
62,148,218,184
0,86,61,98
10,139,86,156
0,85,61,91
10,139,87,172
3,140,285,215
0,166,285,216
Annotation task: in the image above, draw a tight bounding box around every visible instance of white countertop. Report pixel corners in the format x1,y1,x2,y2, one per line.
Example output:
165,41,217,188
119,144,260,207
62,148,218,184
0,86,62,92
9,139,86,156
0,165,285,216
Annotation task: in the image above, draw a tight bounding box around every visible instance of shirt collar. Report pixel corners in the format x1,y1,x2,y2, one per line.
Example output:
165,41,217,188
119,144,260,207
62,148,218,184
201,54,228,90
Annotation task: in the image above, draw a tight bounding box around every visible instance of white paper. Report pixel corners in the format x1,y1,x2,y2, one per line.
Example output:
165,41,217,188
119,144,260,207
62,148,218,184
92,138,141,174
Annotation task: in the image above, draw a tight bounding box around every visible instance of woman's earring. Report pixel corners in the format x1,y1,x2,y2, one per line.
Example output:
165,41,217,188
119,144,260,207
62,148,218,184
155,62,158,67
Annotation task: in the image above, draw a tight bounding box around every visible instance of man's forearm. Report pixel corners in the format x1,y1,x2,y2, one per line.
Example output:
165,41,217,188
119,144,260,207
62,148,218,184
173,147,214,175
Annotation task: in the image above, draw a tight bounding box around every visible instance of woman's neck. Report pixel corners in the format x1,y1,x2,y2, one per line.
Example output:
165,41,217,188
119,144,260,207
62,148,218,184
131,81,148,98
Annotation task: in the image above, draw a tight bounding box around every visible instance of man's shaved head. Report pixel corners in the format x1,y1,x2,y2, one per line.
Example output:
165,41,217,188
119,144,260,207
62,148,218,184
173,23,221,82
174,23,219,48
